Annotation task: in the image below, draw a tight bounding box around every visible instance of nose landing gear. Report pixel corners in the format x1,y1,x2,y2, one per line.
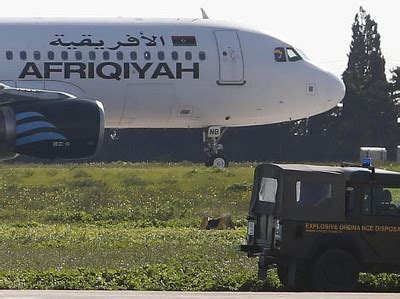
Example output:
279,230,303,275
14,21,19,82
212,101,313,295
203,126,229,168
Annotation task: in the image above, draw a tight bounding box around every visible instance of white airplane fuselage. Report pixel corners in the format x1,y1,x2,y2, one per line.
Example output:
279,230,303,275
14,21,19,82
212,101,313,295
0,18,345,129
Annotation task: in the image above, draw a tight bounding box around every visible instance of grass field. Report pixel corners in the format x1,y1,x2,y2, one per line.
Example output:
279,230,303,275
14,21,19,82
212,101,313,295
0,162,399,291
0,163,254,225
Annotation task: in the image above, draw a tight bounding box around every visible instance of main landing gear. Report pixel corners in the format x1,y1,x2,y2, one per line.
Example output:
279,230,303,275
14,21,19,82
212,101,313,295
203,126,229,168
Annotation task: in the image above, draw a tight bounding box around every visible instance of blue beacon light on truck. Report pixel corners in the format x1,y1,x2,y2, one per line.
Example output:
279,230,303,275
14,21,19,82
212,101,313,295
362,157,373,168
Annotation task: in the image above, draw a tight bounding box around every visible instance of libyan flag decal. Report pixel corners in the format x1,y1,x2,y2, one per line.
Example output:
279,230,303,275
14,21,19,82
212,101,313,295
171,36,197,46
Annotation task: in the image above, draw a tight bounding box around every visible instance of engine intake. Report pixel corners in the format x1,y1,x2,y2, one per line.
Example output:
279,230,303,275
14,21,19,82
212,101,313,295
0,99,105,160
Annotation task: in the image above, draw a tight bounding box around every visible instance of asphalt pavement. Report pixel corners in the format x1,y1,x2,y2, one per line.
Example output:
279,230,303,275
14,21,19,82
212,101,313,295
0,291,399,299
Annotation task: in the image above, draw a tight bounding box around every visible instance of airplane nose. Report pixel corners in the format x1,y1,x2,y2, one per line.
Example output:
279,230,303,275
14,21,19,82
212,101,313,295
326,72,346,104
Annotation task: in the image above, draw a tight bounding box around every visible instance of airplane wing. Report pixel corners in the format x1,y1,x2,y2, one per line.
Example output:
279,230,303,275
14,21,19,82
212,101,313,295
0,83,74,105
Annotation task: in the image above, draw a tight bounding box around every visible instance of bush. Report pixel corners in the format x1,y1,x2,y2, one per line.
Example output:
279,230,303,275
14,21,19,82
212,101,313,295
359,273,400,292
0,267,281,291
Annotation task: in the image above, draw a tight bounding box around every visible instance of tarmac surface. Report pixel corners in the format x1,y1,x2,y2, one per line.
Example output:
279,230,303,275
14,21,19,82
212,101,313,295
0,291,399,299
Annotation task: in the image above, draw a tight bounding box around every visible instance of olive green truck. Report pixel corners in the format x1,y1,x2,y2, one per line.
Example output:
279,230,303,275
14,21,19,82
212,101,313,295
241,163,400,291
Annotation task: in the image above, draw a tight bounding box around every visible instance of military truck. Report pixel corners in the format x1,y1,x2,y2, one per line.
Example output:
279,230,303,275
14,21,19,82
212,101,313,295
240,163,400,291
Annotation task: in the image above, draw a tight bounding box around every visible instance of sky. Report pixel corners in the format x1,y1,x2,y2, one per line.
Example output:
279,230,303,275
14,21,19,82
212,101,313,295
1,0,398,78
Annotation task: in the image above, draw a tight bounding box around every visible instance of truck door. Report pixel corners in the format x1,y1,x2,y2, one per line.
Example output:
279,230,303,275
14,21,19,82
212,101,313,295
246,173,280,252
360,184,400,264
213,30,245,85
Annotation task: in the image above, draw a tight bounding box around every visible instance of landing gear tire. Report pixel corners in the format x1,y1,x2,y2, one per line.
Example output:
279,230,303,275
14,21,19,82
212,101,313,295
203,127,229,168
205,154,229,168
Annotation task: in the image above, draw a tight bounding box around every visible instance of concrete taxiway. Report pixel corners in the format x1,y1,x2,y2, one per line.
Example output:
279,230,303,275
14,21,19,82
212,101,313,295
0,291,399,299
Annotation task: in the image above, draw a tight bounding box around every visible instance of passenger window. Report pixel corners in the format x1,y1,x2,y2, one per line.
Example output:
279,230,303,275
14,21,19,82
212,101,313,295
185,51,192,61
199,51,206,61
89,51,96,61
20,51,27,60
364,186,400,216
103,51,110,60
61,51,68,60
75,51,82,60
274,47,286,62
117,51,123,60
130,51,137,60
34,51,41,60
48,51,55,60
296,181,332,207
259,178,278,203
6,51,13,60
307,84,315,94
144,51,151,60
158,51,165,60
286,47,303,62
171,51,178,61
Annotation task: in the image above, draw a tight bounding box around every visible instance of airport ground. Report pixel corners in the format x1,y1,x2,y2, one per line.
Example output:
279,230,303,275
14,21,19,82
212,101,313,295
0,162,399,292
1,290,400,298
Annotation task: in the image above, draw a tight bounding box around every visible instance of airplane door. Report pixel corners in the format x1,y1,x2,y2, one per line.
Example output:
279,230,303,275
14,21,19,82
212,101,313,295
214,30,245,85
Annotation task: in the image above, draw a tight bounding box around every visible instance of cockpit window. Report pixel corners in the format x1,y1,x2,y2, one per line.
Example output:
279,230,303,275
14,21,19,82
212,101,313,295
287,48,303,62
274,47,286,62
296,48,309,61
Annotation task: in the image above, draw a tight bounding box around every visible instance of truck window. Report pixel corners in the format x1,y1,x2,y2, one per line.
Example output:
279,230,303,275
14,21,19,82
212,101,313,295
363,186,400,216
259,178,278,203
296,181,332,207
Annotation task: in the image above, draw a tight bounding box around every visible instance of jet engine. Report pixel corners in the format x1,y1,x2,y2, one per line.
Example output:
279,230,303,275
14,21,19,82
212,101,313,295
0,85,104,160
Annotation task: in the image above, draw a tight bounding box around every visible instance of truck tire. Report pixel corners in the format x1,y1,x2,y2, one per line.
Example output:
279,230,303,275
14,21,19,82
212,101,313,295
312,249,359,292
277,264,289,286
277,262,310,291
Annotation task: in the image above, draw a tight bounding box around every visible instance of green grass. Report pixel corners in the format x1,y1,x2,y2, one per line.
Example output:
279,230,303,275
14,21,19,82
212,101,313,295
0,162,399,291
0,224,283,291
0,225,249,271
0,163,254,225
0,163,263,290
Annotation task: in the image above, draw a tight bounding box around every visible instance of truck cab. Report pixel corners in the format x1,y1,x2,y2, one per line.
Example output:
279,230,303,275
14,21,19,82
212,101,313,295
241,163,400,291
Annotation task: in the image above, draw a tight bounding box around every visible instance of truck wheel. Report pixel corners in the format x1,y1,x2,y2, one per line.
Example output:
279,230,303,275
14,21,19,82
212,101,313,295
312,249,359,292
277,262,310,291
277,264,289,287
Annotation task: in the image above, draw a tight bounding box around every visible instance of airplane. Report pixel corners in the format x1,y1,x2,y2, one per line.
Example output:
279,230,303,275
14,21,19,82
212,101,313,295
0,9,345,167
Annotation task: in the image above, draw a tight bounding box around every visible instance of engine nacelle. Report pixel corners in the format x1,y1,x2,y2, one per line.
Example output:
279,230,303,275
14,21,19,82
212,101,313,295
0,99,104,160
